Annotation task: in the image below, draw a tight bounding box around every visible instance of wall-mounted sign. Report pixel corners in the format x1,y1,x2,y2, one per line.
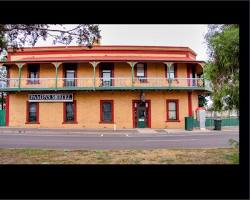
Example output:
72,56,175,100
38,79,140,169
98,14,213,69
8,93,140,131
28,93,73,102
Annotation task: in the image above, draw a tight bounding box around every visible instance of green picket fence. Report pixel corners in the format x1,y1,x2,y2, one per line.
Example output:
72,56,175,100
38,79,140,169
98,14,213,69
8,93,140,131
193,117,239,128
0,110,6,126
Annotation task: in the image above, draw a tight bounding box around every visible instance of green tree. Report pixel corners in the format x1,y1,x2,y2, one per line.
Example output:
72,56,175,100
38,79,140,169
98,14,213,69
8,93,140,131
0,24,101,110
204,24,239,113
0,24,101,50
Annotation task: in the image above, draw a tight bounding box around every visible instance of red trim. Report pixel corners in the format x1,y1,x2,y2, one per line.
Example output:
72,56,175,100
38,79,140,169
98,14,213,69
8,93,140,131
7,46,197,56
166,99,179,122
26,101,40,124
132,99,151,128
5,94,9,127
63,100,78,124
9,50,194,55
188,92,193,117
1,60,205,66
100,100,114,123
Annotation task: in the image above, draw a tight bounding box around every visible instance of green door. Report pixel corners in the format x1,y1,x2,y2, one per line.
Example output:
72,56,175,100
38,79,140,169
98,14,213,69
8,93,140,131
137,103,148,128
0,110,6,126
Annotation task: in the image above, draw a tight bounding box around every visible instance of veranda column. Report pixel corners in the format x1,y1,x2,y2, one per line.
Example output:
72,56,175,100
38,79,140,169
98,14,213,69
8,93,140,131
52,62,62,90
199,63,205,87
89,61,100,89
17,63,25,90
164,62,174,87
127,62,137,87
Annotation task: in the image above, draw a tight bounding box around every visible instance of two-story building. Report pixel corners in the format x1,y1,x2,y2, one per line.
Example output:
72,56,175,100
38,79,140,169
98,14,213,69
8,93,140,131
0,45,211,129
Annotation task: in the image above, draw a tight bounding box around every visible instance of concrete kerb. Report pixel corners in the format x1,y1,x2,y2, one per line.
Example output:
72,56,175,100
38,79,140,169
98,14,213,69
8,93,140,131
0,127,239,135
0,127,135,134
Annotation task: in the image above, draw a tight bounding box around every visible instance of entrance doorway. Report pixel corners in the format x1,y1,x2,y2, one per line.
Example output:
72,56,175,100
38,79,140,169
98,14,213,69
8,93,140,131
132,100,151,128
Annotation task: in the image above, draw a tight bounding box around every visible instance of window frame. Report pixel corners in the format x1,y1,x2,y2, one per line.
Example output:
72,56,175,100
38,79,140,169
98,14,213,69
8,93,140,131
26,101,40,124
135,63,147,82
99,63,114,87
27,64,40,84
100,100,114,123
63,63,77,87
166,99,180,122
165,63,177,79
63,100,77,124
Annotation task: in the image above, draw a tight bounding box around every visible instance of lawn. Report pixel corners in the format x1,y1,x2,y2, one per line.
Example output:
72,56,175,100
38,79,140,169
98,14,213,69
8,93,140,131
0,148,239,164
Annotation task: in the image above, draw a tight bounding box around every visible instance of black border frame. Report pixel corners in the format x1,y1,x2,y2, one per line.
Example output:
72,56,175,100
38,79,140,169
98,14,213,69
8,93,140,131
0,1,248,199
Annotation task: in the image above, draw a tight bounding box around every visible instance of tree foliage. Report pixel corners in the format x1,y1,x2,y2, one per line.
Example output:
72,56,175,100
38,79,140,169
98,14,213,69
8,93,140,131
0,24,101,106
0,24,101,51
204,24,239,112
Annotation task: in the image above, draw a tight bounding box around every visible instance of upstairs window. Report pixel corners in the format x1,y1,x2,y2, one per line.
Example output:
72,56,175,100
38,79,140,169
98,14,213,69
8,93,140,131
27,64,40,84
100,63,114,87
135,63,147,82
165,64,177,79
136,64,145,77
64,64,77,87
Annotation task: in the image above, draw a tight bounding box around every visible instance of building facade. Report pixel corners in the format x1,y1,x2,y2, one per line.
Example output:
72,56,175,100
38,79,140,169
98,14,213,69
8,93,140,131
0,45,211,129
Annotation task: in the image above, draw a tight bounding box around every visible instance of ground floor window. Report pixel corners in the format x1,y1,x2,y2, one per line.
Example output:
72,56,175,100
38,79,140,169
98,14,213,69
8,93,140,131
63,100,77,123
100,100,114,123
166,99,179,121
26,102,39,123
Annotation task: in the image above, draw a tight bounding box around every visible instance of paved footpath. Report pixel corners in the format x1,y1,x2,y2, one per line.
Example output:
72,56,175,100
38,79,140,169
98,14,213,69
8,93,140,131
0,128,239,150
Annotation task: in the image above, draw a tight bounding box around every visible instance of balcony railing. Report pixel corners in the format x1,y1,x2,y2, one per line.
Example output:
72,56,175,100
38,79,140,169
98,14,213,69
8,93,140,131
0,77,211,91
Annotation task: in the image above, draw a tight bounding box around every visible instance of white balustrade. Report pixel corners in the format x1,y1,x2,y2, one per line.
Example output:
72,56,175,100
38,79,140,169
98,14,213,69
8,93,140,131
0,77,208,90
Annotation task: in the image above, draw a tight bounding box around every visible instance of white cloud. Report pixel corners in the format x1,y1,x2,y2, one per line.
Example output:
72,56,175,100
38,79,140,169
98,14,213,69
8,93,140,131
33,24,209,61
99,24,209,61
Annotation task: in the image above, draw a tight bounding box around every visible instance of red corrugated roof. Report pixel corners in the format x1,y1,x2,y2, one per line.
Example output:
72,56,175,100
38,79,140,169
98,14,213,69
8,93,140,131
7,45,197,56
0,45,206,64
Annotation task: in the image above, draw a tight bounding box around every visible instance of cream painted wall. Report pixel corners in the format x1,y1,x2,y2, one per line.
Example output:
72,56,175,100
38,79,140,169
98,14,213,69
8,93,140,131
8,90,199,129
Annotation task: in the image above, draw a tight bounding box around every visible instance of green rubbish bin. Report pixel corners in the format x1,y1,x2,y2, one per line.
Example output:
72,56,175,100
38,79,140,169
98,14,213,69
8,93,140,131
214,119,222,130
185,116,193,131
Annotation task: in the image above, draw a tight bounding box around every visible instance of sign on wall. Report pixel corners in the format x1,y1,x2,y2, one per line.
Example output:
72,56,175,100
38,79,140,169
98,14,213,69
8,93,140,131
28,93,73,102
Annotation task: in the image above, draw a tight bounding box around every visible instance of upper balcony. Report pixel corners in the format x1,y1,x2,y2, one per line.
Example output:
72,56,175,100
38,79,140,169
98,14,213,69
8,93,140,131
0,77,212,92
0,45,211,92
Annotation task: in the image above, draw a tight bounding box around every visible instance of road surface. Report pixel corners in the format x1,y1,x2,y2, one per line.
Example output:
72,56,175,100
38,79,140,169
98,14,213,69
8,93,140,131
0,130,239,150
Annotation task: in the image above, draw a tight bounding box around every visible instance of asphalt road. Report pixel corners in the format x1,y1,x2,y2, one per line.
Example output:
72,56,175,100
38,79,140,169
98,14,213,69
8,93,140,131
0,130,239,150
